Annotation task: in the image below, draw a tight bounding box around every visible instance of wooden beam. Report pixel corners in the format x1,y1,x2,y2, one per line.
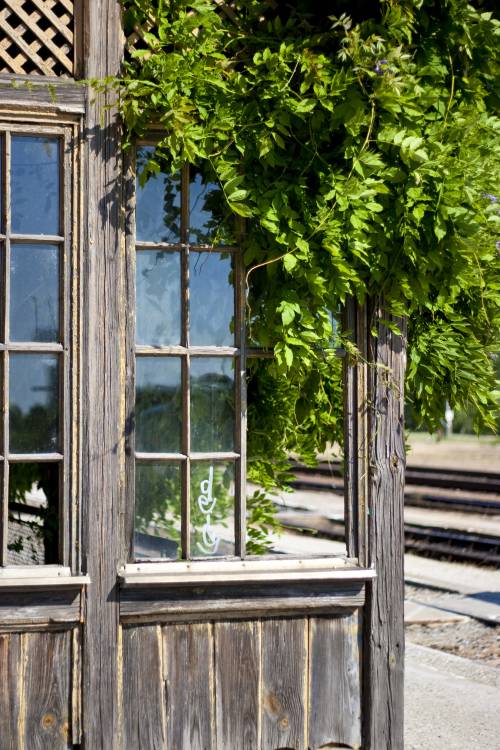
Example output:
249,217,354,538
363,301,406,749
80,2,124,748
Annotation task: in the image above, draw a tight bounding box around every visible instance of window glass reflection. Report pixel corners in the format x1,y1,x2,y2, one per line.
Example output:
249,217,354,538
189,168,235,245
8,462,59,565
9,354,59,453
136,250,181,346
190,461,234,557
135,357,182,453
189,252,234,346
11,136,60,236
136,146,181,243
190,357,234,452
135,462,181,560
10,243,60,342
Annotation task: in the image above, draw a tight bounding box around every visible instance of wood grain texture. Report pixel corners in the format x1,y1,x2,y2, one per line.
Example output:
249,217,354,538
80,1,125,748
261,617,307,750
0,632,22,749
364,304,406,749
23,630,72,749
0,588,80,626
122,625,166,749
215,620,260,750
164,622,215,750
120,581,365,623
309,614,362,750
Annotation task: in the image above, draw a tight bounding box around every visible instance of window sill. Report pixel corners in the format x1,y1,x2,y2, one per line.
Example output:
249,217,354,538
0,566,90,590
119,557,375,588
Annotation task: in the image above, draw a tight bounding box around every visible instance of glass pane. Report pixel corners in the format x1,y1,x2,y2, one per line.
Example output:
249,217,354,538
136,250,181,346
190,461,234,557
135,357,182,452
190,357,234,452
135,462,181,560
189,252,234,346
10,243,60,342
8,462,59,565
9,354,59,453
11,136,60,236
189,168,235,245
136,146,181,243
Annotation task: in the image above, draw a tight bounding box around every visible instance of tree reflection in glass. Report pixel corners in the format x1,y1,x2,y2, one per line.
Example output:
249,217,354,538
135,357,182,452
136,146,181,243
10,243,60,342
7,462,59,565
135,462,181,560
190,358,234,452
136,250,181,346
189,167,236,246
189,252,234,346
11,136,60,236
9,354,59,453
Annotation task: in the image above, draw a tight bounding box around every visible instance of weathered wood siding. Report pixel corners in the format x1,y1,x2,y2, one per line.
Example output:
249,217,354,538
121,612,363,750
0,627,81,749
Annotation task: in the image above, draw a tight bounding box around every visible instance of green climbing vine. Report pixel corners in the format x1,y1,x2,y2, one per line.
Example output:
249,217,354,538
109,1,499,516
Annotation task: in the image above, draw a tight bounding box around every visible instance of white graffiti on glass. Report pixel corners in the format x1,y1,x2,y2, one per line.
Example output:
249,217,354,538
197,465,220,555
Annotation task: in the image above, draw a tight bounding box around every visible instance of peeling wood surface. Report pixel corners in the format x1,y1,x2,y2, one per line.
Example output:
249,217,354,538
0,589,81,626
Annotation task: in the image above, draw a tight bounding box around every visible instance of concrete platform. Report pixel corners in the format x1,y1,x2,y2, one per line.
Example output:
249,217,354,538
406,643,500,749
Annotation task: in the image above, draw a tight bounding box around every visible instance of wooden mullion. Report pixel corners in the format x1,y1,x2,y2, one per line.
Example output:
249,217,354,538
61,127,71,568
8,452,64,462
181,165,190,559
126,148,137,563
136,345,239,356
10,234,65,243
3,342,64,352
234,250,246,557
1,131,11,566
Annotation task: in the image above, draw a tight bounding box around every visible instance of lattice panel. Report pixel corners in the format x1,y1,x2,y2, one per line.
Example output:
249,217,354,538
0,0,74,77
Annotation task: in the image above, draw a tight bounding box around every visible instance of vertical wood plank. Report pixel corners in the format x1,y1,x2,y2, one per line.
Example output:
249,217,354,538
308,613,362,750
214,620,260,750
81,1,124,748
261,617,307,750
23,630,72,749
364,305,406,749
0,632,22,749
122,625,166,749
164,622,215,750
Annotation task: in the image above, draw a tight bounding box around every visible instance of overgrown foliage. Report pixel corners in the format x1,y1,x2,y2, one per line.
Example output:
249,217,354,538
114,1,499,499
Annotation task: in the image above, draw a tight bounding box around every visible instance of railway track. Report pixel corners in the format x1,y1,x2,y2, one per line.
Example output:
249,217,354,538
287,462,500,566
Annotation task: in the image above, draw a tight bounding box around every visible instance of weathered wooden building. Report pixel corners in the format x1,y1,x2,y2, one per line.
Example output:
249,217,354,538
0,3,405,748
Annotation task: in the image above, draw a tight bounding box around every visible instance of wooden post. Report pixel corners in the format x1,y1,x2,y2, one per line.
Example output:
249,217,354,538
364,302,407,749
81,2,124,747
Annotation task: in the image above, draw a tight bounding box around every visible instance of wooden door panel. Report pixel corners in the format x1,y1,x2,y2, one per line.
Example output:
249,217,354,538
0,629,75,750
261,618,307,750
164,622,215,750
122,625,166,749
309,613,362,750
120,612,362,750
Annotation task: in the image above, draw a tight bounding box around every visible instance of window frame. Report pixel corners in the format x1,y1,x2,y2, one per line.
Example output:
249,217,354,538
0,114,81,574
126,150,247,563
123,142,370,579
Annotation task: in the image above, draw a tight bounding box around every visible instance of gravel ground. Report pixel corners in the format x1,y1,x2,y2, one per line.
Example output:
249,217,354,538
405,584,500,667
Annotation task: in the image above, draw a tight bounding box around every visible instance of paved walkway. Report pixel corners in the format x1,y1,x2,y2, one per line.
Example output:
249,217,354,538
406,643,500,750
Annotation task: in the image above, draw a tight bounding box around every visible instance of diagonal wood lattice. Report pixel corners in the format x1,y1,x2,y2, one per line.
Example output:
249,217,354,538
0,0,74,77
